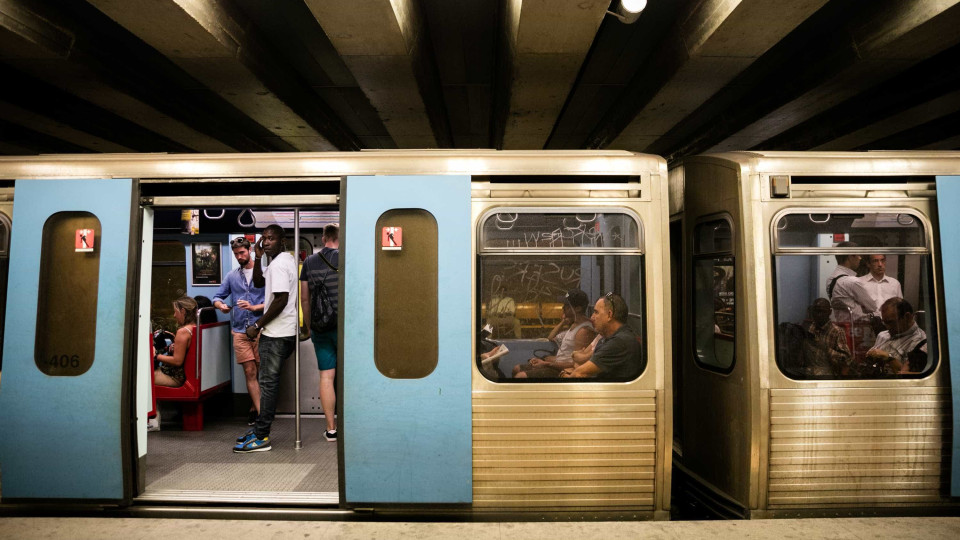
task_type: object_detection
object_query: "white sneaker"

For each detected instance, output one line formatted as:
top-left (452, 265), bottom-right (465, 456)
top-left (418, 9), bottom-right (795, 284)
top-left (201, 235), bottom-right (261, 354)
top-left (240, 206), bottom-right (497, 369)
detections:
top-left (147, 414), bottom-right (160, 432)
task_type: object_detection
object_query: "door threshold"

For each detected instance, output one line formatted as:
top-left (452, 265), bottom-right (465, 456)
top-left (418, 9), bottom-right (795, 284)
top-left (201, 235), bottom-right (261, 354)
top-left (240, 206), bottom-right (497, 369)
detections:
top-left (136, 489), bottom-right (338, 505)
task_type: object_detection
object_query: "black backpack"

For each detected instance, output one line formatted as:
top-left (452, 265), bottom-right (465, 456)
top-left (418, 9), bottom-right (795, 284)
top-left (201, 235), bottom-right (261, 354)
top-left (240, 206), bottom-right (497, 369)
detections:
top-left (310, 250), bottom-right (338, 333)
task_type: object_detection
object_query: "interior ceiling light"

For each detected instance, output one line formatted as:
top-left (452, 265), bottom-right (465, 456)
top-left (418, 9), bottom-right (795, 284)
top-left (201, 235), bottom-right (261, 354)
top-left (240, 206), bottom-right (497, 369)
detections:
top-left (607, 0), bottom-right (647, 24)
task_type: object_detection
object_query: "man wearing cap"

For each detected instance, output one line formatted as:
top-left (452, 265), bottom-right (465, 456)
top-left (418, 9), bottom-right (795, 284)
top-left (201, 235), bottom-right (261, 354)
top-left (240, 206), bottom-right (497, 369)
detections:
top-left (562, 293), bottom-right (641, 380)
top-left (513, 289), bottom-right (596, 379)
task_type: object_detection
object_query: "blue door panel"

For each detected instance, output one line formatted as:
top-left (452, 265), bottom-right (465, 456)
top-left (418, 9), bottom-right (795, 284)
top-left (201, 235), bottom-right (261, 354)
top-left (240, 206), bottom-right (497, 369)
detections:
top-left (343, 175), bottom-right (471, 503)
top-left (936, 175), bottom-right (960, 497)
top-left (0, 179), bottom-right (134, 500)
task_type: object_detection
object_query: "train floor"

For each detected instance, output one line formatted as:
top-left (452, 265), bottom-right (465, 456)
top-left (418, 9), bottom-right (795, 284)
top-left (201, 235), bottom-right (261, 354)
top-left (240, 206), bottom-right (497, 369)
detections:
top-left (1, 516), bottom-right (958, 539)
top-left (141, 415), bottom-right (338, 503)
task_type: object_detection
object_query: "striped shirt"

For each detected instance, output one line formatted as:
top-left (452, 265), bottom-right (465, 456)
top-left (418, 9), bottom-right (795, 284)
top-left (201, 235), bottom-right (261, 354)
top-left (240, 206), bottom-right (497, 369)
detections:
top-left (299, 247), bottom-right (339, 315)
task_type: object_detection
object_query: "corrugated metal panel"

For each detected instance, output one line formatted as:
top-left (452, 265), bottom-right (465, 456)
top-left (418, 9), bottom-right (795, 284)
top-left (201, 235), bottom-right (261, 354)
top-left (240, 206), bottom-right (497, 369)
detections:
top-left (473, 389), bottom-right (656, 510)
top-left (768, 387), bottom-right (952, 508)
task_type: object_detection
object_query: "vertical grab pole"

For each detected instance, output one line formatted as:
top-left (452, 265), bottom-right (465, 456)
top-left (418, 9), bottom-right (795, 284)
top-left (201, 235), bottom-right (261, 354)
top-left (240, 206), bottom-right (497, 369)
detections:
top-left (294, 208), bottom-right (303, 450)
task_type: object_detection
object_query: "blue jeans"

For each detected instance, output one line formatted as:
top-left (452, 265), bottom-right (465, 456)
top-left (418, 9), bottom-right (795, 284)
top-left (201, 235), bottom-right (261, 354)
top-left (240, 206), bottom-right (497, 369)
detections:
top-left (255, 335), bottom-right (296, 439)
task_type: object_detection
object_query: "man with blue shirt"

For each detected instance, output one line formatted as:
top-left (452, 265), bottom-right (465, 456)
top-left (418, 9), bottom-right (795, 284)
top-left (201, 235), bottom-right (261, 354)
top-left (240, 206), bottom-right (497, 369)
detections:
top-left (213, 236), bottom-right (265, 426)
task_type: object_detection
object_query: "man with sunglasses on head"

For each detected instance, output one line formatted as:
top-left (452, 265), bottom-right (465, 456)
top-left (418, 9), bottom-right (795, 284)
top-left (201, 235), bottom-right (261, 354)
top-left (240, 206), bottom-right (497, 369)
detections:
top-left (561, 293), bottom-right (641, 380)
top-left (212, 236), bottom-right (265, 426)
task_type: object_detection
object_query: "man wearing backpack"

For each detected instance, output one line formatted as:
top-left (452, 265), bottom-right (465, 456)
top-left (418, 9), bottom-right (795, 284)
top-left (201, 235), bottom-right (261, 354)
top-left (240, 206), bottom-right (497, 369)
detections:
top-left (825, 241), bottom-right (877, 322)
top-left (300, 224), bottom-right (340, 441)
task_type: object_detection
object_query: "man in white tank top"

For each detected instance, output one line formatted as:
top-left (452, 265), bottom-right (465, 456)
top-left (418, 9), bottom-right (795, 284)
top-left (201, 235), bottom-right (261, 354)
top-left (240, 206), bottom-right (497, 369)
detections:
top-left (513, 289), bottom-right (596, 379)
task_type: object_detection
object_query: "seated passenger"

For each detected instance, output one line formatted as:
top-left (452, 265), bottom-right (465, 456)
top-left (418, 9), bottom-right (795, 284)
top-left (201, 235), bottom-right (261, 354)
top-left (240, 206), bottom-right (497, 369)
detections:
top-left (513, 289), bottom-right (596, 379)
top-left (561, 293), bottom-right (640, 380)
top-left (154, 296), bottom-right (198, 388)
top-left (800, 298), bottom-right (851, 377)
top-left (864, 297), bottom-right (927, 376)
top-left (194, 295), bottom-right (218, 324)
top-left (485, 276), bottom-right (521, 339)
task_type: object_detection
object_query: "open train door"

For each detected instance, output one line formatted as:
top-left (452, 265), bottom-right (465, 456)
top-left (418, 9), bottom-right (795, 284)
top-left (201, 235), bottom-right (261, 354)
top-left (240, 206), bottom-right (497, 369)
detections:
top-left (937, 175), bottom-right (960, 498)
top-left (0, 178), bottom-right (138, 503)
top-left (341, 175), bottom-right (471, 505)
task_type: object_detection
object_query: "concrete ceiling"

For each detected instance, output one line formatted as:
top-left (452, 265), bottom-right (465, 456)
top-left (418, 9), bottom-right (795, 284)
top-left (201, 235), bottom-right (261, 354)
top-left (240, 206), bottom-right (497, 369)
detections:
top-left (1, 0), bottom-right (959, 159)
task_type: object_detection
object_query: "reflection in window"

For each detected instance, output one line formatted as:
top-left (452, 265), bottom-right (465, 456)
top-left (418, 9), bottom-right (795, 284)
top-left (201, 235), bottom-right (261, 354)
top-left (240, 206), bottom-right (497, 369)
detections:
top-left (693, 219), bottom-right (735, 372)
top-left (151, 241), bottom-right (187, 332)
top-left (773, 212), bottom-right (936, 380)
top-left (478, 210), bottom-right (645, 383)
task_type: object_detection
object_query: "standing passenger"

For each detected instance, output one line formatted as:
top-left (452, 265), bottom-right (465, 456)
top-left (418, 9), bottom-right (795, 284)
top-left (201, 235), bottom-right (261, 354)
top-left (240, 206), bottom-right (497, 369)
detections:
top-left (300, 224), bottom-right (340, 441)
top-left (234, 225), bottom-right (298, 453)
top-left (826, 241), bottom-right (876, 321)
top-left (858, 254), bottom-right (902, 311)
top-left (212, 237), bottom-right (265, 426)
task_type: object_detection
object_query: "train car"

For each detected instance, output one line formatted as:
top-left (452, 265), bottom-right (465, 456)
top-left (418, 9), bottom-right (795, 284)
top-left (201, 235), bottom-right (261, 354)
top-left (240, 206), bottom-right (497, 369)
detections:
top-left (0, 150), bottom-right (671, 519)
top-left (670, 151), bottom-right (960, 518)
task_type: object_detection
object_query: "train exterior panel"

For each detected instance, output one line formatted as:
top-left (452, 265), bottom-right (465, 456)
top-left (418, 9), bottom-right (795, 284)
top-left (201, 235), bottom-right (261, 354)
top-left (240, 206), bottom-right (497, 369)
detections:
top-left (671, 151), bottom-right (960, 518)
top-left (469, 163), bottom-right (672, 517)
top-left (0, 150), bottom-right (671, 519)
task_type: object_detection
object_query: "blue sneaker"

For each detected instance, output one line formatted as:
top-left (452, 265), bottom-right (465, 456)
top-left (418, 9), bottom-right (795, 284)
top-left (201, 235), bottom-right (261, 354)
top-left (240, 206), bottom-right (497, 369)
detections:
top-left (234, 436), bottom-right (271, 453)
top-left (236, 428), bottom-right (255, 444)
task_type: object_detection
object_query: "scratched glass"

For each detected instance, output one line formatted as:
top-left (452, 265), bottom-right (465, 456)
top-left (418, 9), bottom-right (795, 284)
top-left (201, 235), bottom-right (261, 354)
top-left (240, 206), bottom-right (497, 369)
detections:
top-left (477, 209), bottom-right (646, 383)
top-left (480, 212), bottom-right (641, 251)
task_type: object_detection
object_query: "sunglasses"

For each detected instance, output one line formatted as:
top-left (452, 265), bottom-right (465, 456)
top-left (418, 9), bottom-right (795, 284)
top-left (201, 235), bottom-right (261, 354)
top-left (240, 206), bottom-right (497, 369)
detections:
top-left (230, 237), bottom-right (251, 248)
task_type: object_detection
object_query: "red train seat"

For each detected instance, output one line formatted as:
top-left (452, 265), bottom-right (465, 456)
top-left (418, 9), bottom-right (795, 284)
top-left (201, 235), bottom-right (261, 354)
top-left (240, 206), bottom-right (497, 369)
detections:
top-left (150, 322), bottom-right (231, 430)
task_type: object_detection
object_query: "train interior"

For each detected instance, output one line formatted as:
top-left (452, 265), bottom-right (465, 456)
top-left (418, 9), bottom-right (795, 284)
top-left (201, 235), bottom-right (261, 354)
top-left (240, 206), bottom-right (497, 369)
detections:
top-left (138, 206), bottom-right (341, 504)
top-left (475, 210), bottom-right (646, 381)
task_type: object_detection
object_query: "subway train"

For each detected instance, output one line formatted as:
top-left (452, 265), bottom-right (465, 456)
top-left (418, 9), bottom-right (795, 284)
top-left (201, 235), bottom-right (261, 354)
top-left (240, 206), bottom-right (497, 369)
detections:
top-left (0, 150), bottom-right (673, 518)
top-left (669, 151), bottom-right (960, 518)
top-left (0, 150), bottom-right (956, 519)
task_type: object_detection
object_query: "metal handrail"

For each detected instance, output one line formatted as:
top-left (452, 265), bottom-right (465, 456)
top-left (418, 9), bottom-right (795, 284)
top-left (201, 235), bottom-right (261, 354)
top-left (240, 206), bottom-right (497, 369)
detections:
top-left (195, 306), bottom-right (219, 380)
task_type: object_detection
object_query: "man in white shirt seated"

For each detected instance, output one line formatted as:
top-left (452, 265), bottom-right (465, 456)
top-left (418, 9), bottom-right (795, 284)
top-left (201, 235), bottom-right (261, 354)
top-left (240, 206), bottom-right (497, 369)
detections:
top-left (859, 254), bottom-right (902, 312)
top-left (825, 242), bottom-right (877, 322)
top-left (865, 297), bottom-right (927, 376)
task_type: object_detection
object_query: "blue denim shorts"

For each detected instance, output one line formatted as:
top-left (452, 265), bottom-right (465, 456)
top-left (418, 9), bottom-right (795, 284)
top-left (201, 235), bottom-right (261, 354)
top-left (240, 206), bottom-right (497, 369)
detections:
top-left (312, 329), bottom-right (338, 371)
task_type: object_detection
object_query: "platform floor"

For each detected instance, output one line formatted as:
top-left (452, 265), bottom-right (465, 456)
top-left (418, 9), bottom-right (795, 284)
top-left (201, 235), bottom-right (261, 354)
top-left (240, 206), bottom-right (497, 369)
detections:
top-left (1, 516), bottom-right (958, 539)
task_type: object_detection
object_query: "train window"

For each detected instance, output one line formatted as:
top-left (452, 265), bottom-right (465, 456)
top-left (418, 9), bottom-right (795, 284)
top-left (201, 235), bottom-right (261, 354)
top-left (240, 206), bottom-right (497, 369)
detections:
top-left (692, 218), bottom-right (735, 373)
top-left (374, 209), bottom-right (438, 379)
top-left (477, 209), bottom-right (646, 383)
top-left (772, 211), bottom-right (937, 379)
top-left (480, 211), bottom-right (641, 250)
top-left (151, 241), bottom-right (187, 332)
top-left (35, 212), bottom-right (101, 376)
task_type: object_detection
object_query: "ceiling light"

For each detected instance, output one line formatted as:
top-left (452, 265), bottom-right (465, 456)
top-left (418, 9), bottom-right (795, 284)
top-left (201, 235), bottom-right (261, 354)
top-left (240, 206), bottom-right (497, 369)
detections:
top-left (607, 0), bottom-right (647, 24)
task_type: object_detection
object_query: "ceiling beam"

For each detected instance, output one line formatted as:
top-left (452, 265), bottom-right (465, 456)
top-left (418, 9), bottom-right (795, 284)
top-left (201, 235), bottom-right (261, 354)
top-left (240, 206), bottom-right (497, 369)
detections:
top-left (703, 0), bottom-right (960, 154)
top-left (605, 0), bottom-right (830, 152)
top-left (3, 0), bottom-right (295, 152)
top-left (499, 0), bottom-right (608, 149)
top-left (88, 0), bottom-right (358, 151)
top-left (760, 43), bottom-right (960, 150)
top-left (305, 0), bottom-right (445, 148)
top-left (0, 117), bottom-right (96, 155)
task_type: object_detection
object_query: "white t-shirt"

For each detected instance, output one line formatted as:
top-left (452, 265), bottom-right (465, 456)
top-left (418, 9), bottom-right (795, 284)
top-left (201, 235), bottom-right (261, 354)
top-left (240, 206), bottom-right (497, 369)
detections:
top-left (262, 252), bottom-right (298, 337)
top-left (242, 267), bottom-right (253, 285)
